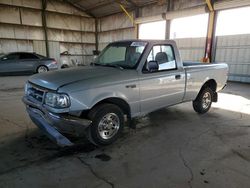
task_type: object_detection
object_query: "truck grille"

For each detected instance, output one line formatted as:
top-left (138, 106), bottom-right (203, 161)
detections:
top-left (27, 84), bottom-right (45, 103)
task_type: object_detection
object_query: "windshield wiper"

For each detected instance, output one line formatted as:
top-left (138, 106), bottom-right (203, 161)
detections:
top-left (92, 63), bottom-right (124, 70)
top-left (104, 64), bottom-right (124, 70)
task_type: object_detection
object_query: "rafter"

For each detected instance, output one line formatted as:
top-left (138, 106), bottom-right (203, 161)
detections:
top-left (124, 0), bottom-right (138, 7)
top-left (64, 0), bottom-right (95, 17)
top-left (84, 0), bottom-right (114, 12)
top-left (66, 0), bottom-right (159, 18)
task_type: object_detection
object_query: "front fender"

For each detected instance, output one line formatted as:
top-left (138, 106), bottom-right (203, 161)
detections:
top-left (66, 87), bottom-right (131, 112)
top-left (89, 91), bottom-right (129, 109)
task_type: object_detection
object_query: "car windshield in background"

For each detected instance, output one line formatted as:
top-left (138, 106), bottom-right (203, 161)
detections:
top-left (94, 41), bottom-right (147, 69)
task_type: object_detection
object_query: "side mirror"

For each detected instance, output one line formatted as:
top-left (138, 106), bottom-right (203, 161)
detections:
top-left (148, 60), bottom-right (159, 72)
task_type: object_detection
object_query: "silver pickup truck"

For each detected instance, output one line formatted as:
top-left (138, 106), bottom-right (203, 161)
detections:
top-left (23, 40), bottom-right (228, 147)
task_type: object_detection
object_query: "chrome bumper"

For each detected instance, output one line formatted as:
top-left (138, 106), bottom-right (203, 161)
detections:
top-left (22, 96), bottom-right (92, 147)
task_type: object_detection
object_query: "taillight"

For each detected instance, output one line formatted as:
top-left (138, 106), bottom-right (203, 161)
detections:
top-left (52, 60), bottom-right (57, 64)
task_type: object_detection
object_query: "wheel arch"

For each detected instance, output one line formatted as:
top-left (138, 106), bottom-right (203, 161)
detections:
top-left (196, 79), bottom-right (218, 102)
top-left (202, 79), bottom-right (217, 92)
top-left (82, 97), bottom-right (131, 119)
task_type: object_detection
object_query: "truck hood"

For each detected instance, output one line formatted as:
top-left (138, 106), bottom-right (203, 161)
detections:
top-left (29, 66), bottom-right (126, 90)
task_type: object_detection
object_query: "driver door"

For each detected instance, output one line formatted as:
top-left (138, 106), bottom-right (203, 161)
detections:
top-left (139, 44), bottom-right (185, 114)
top-left (0, 53), bottom-right (20, 74)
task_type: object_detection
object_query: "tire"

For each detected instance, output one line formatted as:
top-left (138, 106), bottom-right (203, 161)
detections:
top-left (86, 103), bottom-right (124, 146)
top-left (193, 87), bottom-right (213, 114)
top-left (61, 64), bottom-right (69, 69)
top-left (37, 65), bottom-right (48, 73)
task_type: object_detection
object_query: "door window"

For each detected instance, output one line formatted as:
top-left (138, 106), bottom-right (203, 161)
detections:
top-left (146, 45), bottom-right (177, 71)
top-left (19, 53), bottom-right (39, 60)
top-left (4, 53), bottom-right (20, 60)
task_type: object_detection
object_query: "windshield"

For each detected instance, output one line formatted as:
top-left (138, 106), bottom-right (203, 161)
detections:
top-left (94, 41), bottom-right (147, 69)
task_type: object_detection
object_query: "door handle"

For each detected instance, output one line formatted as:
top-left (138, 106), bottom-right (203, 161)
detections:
top-left (175, 75), bottom-right (181, 80)
top-left (126, 84), bottom-right (136, 88)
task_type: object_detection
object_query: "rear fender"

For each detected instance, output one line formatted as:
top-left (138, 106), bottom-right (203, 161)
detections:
top-left (196, 79), bottom-right (218, 102)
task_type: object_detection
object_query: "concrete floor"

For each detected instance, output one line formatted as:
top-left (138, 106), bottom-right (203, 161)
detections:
top-left (0, 76), bottom-right (250, 188)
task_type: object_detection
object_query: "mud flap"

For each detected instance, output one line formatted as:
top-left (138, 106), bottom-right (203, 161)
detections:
top-left (213, 92), bottom-right (218, 102)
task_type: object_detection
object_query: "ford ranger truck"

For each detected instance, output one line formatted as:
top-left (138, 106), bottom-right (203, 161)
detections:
top-left (22, 40), bottom-right (228, 147)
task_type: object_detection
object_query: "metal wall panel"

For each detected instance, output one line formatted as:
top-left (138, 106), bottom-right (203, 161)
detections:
top-left (0, 24), bottom-right (44, 40)
top-left (21, 9), bottom-right (42, 26)
top-left (98, 28), bottom-right (136, 50)
top-left (47, 29), bottom-right (95, 43)
top-left (48, 41), bottom-right (60, 64)
top-left (215, 34), bottom-right (250, 83)
top-left (27, 27), bottom-right (44, 40)
top-left (0, 0), bottom-right (42, 9)
top-left (33, 40), bottom-right (46, 56)
top-left (98, 28), bottom-right (135, 43)
top-left (46, 12), bottom-right (81, 31)
top-left (48, 29), bottom-right (78, 42)
top-left (60, 43), bottom-right (95, 65)
top-left (47, 0), bottom-right (90, 17)
top-left (98, 12), bottom-right (136, 51)
top-left (165, 6), bottom-right (207, 20)
top-left (81, 17), bottom-right (95, 32)
top-left (174, 37), bottom-right (206, 61)
top-left (140, 3), bottom-right (167, 17)
top-left (173, 0), bottom-right (206, 10)
top-left (135, 14), bottom-right (165, 24)
top-left (0, 24), bottom-right (15, 38)
top-left (0, 39), bottom-right (33, 53)
top-left (60, 55), bottom-right (94, 66)
top-left (90, 3), bottom-right (123, 18)
top-left (81, 32), bottom-right (95, 43)
top-left (60, 43), bottom-right (95, 55)
top-left (0, 6), bottom-right (20, 24)
top-left (98, 12), bottom-right (134, 32)
top-left (214, 0), bottom-right (250, 10)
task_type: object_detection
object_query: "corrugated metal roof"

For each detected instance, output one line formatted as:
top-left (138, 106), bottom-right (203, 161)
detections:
top-left (66, 0), bottom-right (159, 17)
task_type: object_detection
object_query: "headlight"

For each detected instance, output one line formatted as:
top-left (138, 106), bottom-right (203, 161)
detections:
top-left (45, 92), bottom-right (70, 108)
top-left (24, 82), bottom-right (31, 95)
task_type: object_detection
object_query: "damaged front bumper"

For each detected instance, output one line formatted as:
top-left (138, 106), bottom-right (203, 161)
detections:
top-left (22, 96), bottom-right (92, 147)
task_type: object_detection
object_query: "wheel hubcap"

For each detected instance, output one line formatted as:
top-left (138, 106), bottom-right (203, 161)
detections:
top-left (38, 66), bottom-right (47, 73)
top-left (98, 113), bottom-right (120, 140)
top-left (202, 92), bottom-right (212, 109)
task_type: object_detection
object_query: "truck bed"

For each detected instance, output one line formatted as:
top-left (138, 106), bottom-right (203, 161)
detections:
top-left (182, 61), bottom-right (228, 102)
top-left (183, 61), bottom-right (220, 67)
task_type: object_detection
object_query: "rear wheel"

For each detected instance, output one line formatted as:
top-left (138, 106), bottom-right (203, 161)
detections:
top-left (193, 87), bottom-right (213, 114)
top-left (37, 65), bottom-right (48, 73)
top-left (86, 104), bottom-right (124, 146)
top-left (61, 64), bottom-right (69, 69)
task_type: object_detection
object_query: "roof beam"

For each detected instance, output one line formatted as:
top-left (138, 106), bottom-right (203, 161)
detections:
top-left (81, 0), bottom-right (136, 17)
top-left (84, 0), bottom-right (114, 12)
top-left (124, 0), bottom-right (138, 7)
top-left (66, 0), bottom-right (159, 18)
top-left (203, 0), bottom-right (216, 63)
top-left (64, 0), bottom-right (95, 17)
top-left (84, 0), bottom-right (137, 13)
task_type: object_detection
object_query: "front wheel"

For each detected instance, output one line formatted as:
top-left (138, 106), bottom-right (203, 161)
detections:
top-left (193, 87), bottom-right (213, 114)
top-left (86, 104), bottom-right (124, 146)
